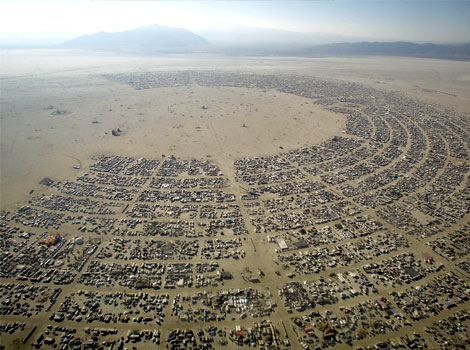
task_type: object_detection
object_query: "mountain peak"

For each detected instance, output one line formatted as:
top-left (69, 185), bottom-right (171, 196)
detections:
top-left (61, 24), bottom-right (209, 50)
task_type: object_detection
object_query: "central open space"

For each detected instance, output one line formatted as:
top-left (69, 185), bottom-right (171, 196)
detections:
top-left (118, 85), bottom-right (345, 159)
top-left (1, 76), bottom-right (345, 207)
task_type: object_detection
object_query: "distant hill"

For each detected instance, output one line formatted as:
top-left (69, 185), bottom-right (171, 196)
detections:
top-left (196, 25), bottom-right (470, 60)
top-left (208, 40), bottom-right (470, 60)
top-left (60, 24), bottom-right (209, 51)
top-left (229, 41), bottom-right (468, 60)
top-left (297, 41), bottom-right (470, 60)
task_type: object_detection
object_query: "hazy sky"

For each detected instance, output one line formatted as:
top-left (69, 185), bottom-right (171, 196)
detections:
top-left (1, 0), bottom-right (469, 44)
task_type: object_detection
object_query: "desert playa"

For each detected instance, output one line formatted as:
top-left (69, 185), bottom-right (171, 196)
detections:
top-left (0, 50), bottom-right (470, 350)
top-left (0, 50), bottom-right (348, 208)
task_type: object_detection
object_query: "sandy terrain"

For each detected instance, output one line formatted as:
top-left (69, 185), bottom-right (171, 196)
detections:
top-left (2, 50), bottom-right (469, 209)
top-left (1, 71), bottom-right (343, 208)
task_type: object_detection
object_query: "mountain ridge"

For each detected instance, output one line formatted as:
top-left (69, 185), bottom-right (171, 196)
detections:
top-left (252, 41), bottom-right (470, 60)
top-left (60, 24), bottom-right (209, 50)
top-left (57, 24), bottom-right (470, 60)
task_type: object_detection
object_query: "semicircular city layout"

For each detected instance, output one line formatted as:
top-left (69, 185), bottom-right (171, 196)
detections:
top-left (1, 68), bottom-right (469, 350)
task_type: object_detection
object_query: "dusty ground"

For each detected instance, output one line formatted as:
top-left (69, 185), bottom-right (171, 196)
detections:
top-left (2, 50), bottom-right (469, 209)
top-left (1, 74), bottom-right (343, 208)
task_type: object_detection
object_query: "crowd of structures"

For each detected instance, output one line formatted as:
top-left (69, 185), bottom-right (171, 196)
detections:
top-left (1, 71), bottom-right (469, 349)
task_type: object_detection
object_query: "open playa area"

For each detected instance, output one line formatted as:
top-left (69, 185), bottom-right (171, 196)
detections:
top-left (1, 50), bottom-right (470, 350)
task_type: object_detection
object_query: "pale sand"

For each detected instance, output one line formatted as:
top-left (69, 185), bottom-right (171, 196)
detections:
top-left (1, 72), bottom-right (343, 209)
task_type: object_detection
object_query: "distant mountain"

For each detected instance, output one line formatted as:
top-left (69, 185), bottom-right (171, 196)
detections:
top-left (57, 23), bottom-right (470, 60)
top-left (208, 35), bottom-right (470, 60)
top-left (295, 41), bottom-right (470, 60)
top-left (193, 26), bottom-right (469, 60)
top-left (60, 24), bottom-right (209, 51)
